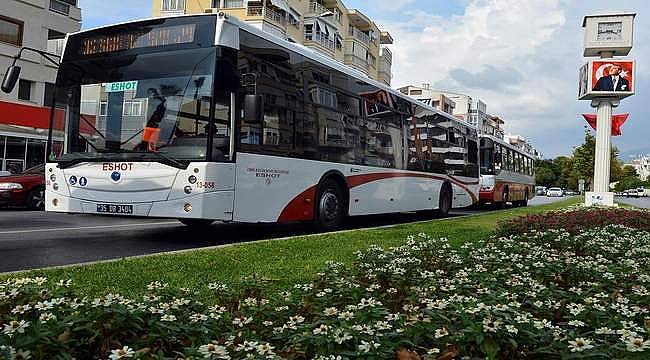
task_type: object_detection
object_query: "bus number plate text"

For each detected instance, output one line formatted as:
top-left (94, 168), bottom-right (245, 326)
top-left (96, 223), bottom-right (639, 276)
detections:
top-left (97, 204), bottom-right (133, 214)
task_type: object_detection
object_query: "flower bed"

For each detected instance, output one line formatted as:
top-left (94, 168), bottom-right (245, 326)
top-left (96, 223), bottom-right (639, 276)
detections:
top-left (496, 207), bottom-right (650, 237)
top-left (2, 225), bottom-right (650, 359)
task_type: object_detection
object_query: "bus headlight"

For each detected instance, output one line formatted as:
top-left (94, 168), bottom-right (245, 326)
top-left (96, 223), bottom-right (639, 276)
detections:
top-left (49, 174), bottom-right (56, 182)
top-left (188, 175), bottom-right (197, 184)
top-left (52, 198), bottom-right (59, 207)
top-left (53, 183), bottom-right (59, 191)
top-left (184, 186), bottom-right (192, 194)
top-left (183, 203), bottom-right (192, 212)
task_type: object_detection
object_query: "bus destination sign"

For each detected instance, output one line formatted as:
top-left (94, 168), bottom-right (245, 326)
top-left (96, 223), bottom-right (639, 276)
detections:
top-left (80, 24), bottom-right (197, 56)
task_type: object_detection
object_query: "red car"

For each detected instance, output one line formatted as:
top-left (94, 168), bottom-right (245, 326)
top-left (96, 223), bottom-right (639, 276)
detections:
top-left (0, 164), bottom-right (45, 210)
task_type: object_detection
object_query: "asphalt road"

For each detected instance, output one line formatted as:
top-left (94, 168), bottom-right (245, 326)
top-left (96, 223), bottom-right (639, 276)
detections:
top-left (0, 195), bottom-right (569, 273)
top-left (615, 195), bottom-right (650, 208)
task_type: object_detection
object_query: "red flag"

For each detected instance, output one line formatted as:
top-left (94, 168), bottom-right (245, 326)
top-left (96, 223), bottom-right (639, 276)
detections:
top-left (581, 113), bottom-right (629, 136)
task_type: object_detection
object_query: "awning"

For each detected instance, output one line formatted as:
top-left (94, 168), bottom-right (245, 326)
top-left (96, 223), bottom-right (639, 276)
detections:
top-left (268, 0), bottom-right (290, 14)
top-left (288, 6), bottom-right (301, 22)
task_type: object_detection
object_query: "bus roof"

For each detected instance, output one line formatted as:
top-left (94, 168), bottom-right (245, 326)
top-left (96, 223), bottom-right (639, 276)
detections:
top-left (66, 13), bottom-right (470, 130)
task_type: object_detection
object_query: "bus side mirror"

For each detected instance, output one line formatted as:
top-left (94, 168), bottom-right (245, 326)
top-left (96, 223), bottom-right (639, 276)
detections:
top-left (1, 65), bottom-right (21, 94)
top-left (244, 94), bottom-right (263, 123)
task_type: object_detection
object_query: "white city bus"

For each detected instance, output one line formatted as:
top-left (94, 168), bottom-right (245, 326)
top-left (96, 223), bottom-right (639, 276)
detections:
top-left (4, 14), bottom-right (479, 229)
top-left (478, 134), bottom-right (535, 208)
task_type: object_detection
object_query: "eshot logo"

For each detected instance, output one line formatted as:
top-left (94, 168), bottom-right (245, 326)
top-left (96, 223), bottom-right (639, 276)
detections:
top-left (111, 171), bottom-right (121, 183)
top-left (69, 176), bottom-right (77, 185)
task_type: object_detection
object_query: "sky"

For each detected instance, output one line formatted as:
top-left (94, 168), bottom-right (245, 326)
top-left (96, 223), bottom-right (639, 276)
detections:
top-left (79, 0), bottom-right (649, 159)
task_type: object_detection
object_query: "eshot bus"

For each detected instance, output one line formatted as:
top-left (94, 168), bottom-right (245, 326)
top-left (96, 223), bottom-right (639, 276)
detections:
top-left (2, 14), bottom-right (479, 229)
top-left (478, 134), bottom-right (535, 208)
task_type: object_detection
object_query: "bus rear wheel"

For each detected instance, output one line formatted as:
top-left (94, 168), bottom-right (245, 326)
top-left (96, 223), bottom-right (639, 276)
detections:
top-left (436, 182), bottom-right (453, 217)
top-left (178, 219), bottom-right (214, 227)
top-left (315, 179), bottom-right (346, 231)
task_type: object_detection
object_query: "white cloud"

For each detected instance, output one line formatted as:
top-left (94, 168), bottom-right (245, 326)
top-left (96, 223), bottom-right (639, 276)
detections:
top-left (375, 0), bottom-right (650, 157)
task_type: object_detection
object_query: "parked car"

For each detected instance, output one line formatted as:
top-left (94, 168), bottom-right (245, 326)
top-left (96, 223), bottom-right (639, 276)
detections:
top-left (0, 164), bottom-right (45, 209)
top-left (0, 170), bottom-right (11, 177)
top-left (546, 187), bottom-right (564, 197)
top-left (623, 188), bottom-right (642, 198)
top-left (564, 190), bottom-right (578, 196)
top-left (535, 186), bottom-right (547, 196)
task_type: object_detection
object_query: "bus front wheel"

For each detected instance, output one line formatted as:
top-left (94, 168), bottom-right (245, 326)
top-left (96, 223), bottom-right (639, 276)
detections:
top-left (315, 179), bottom-right (346, 231)
top-left (178, 219), bottom-right (214, 227)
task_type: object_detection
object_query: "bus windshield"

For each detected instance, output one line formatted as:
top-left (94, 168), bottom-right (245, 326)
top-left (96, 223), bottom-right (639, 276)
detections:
top-left (52, 47), bottom-right (232, 167)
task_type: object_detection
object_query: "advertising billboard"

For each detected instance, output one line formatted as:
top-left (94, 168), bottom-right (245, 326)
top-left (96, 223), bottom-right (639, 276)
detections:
top-left (578, 59), bottom-right (635, 100)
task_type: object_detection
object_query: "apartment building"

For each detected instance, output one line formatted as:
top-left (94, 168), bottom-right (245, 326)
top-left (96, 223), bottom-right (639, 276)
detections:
top-left (0, 0), bottom-right (81, 173)
top-left (626, 155), bottom-right (650, 181)
top-left (151, 0), bottom-right (394, 85)
top-left (397, 84), bottom-right (490, 129)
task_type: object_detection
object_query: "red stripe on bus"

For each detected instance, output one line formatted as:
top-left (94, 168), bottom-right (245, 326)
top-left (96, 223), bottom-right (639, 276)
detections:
top-left (277, 186), bottom-right (317, 223)
top-left (277, 172), bottom-right (479, 223)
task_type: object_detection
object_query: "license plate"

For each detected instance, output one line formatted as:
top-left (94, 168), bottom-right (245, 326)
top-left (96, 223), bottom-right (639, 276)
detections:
top-left (96, 204), bottom-right (133, 214)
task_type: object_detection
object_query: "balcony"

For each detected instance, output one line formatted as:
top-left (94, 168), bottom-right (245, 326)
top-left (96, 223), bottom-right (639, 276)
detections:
top-left (307, 1), bottom-right (329, 16)
top-left (305, 32), bottom-right (335, 52)
top-left (380, 47), bottom-right (392, 64)
top-left (160, 9), bottom-right (185, 16)
top-left (247, 5), bottom-right (263, 16)
top-left (264, 6), bottom-right (287, 26)
top-left (47, 39), bottom-right (65, 56)
top-left (348, 27), bottom-right (370, 44)
top-left (48, 0), bottom-right (81, 20)
top-left (344, 54), bottom-right (369, 74)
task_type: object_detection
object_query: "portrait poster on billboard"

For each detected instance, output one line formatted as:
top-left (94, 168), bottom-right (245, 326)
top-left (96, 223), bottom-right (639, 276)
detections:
top-left (579, 60), bottom-right (635, 100)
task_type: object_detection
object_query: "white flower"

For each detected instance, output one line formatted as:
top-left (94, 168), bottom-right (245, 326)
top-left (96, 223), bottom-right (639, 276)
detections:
top-left (333, 329), bottom-right (352, 344)
top-left (108, 346), bottom-right (135, 359)
top-left (160, 314), bottom-right (177, 322)
top-left (626, 337), bottom-right (650, 352)
top-left (2, 320), bottom-right (30, 337)
top-left (568, 338), bottom-right (595, 352)
top-left (313, 324), bottom-right (329, 335)
top-left (358, 340), bottom-right (379, 353)
top-left (39, 313), bottom-right (56, 322)
top-left (505, 325), bottom-right (518, 334)
top-left (323, 307), bottom-right (338, 316)
top-left (427, 348), bottom-right (440, 355)
top-left (256, 342), bottom-right (275, 356)
top-left (434, 328), bottom-right (448, 338)
top-left (198, 343), bottom-right (230, 359)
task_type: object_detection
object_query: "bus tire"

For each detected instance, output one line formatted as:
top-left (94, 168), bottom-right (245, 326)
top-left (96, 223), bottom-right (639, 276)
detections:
top-left (315, 178), bottom-right (346, 231)
top-left (436, 182), bottom-right (453, 217)
top-left (178, 219), bottom-right (214, 227)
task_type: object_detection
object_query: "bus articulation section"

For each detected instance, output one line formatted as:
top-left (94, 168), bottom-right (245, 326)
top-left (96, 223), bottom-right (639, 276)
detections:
top-left (38, 13), bottom-right (479, 229)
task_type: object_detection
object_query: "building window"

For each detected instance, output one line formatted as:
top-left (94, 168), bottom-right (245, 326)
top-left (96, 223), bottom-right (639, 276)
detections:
top-left (223, 0), bottom-right (244, 7)
top-left (304, 24), bottom-right (313, 40)
top-left (49, 0), bottom-right (72, 15)
top-left (409, 90), bottom-right (422, 95)
top-left (162, 0), bottom-right (185, 11)
top-left (0, 16), bottom-right (23, 46)
top-left (18, 80), bottom-right (33, 101)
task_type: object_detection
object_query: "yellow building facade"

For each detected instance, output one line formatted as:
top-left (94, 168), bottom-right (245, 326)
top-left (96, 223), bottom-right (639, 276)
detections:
top-left (152, 0), bottom-right (393, 85)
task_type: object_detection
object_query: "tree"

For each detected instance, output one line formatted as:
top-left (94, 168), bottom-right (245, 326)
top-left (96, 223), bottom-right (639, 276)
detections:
top-left (535, 160), bottom-right (558, 187)
top-left (569, 132), bottom-right (622, 190)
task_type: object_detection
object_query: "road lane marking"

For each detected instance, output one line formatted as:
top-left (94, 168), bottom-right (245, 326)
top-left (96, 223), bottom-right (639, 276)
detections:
top-left (0, 221), bottom-right (180, 235)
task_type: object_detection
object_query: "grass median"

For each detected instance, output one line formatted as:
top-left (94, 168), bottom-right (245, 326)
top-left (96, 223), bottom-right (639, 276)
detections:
top-left (2, 197), bottom-right (580, 300)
